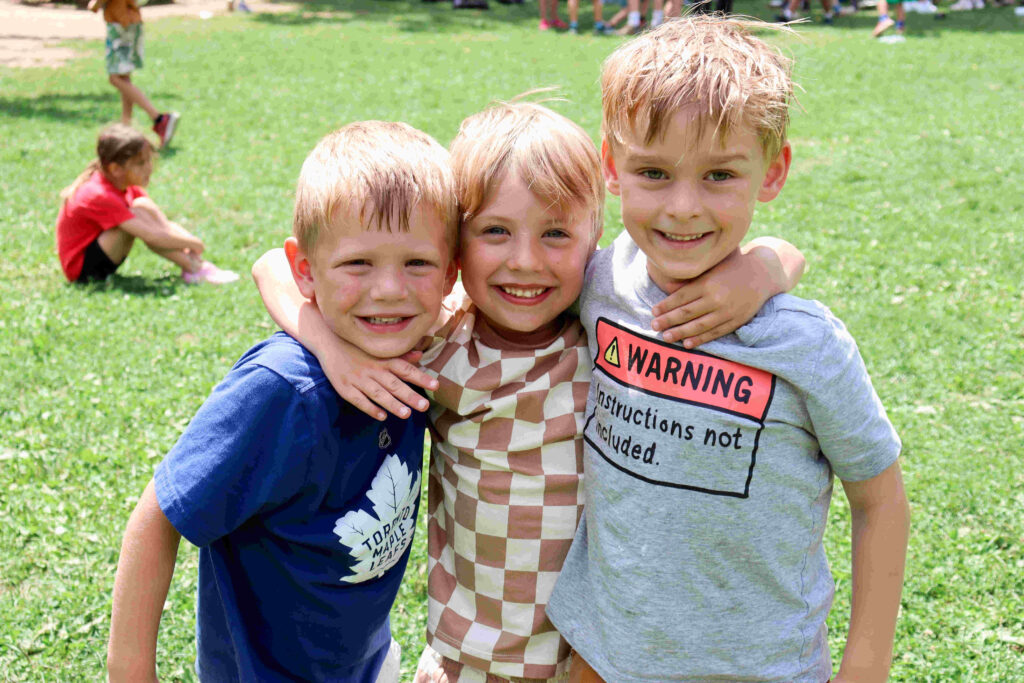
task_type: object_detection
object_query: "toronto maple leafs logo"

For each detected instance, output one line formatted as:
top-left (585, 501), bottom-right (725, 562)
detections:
top-left (332, 454), bottom-right (420, 583)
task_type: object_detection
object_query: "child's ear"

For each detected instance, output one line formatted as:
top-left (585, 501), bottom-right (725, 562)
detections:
top-left (284, 237), bottom-right (317, 301)
top-left (758, 142), bottom-right (792, 203)
top-left (443, 258), bottom-right (458, 297)
top-left (601, 138), bottom-right (622, 197)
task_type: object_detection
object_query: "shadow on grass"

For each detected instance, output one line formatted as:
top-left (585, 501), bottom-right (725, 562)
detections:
top-left (81, 272), bottom-right (187, 296)
top-left (815, 8), bottom-right (1024, 34)
top-left (0, 92), bottom-right (178, 123)
top-left (254, 0), bottom-right (538, 31)
top-left (252, 0), bottom-right (1024, 33)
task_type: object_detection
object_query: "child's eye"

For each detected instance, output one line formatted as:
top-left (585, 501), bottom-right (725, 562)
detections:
top-left (707, 171), bottom-right (733, 182)
top-left (342, 259), bottom-right (370, 267)
top-left (406, 259), bottom-right (433, 268)
top-left (543, 228), bottom-right (570, 239)
top-left (640, 169), bottom-right (668, 181)
top-left (482, 225), bottom-right (509, 236)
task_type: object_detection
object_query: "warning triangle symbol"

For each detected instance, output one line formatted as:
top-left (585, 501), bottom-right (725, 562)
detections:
top-left (604, 337), bottom-right (620, 367)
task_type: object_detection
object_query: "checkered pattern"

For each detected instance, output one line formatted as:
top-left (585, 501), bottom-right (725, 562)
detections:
top-left (420, 295), bottom-right (590, 680)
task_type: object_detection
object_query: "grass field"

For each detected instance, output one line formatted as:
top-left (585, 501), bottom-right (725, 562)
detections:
top-left (1, 0), bottom-right (1022, 679)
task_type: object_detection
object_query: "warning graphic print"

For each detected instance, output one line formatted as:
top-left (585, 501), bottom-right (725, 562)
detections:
top-left (584, 318), bottom-right (776, 498)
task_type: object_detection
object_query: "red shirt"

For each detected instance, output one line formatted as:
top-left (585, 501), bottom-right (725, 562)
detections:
top-left (56, 171), bottom-right (147, 281)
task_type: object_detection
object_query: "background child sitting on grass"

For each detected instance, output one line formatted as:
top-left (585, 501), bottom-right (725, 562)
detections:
top-left (253, 98), bottom-right (805, 682)
top-left (543, 17), bottom-right (911, 683)
top-left (106, 121), bottom-right (458, 683)
top-left (56, 123), bottom-right (236, 285)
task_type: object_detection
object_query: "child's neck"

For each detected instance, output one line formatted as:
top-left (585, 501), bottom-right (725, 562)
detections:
top-left (100, 167), bottom-right (129, 192)
top-left (476, 314), bottom-right (566, 349)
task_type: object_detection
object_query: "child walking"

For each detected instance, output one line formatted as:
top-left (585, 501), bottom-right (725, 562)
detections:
top-left (544, 17), bottom-right (910, 683)
top-left (107, 121), bottom-right (459, 682)
top-left (253, 99), bottom-right (806, 682)
top-left (56, 124), bottom-right (237, 284)
top-left (88, 0), bottom-right (179, 146)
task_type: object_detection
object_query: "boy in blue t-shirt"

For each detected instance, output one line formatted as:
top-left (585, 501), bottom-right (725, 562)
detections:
top-left (106, 121), bottom-right (459, 683)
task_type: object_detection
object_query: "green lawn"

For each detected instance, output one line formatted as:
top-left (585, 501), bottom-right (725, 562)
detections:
top-left (1, 1), bottom-right (1022, 679)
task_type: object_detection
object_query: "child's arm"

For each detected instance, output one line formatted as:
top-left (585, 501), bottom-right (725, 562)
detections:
top-left (834, 461), bottom-right (910, 683)
top-left (251, 249), bottom-right (438, 421)
top-left (120, 198), bottom-right (205, 255)
top-left (651, 237), bottom-right (806, 348)
top-left (107, 480), bottom-right (182, 683)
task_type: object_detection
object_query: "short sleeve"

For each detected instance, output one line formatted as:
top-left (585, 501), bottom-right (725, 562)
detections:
top-left (805, 315), bottom-right (901, 482)
top-left (155, 364), bottom-right (315, 547)
top-left (75, 184), bottom-right (136, 232)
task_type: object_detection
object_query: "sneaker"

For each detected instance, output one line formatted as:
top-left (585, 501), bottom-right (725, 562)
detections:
top-left (539, 18), bottom-right (553, 29)
top-left (183, 261), bottom-right (240, 285)
top-left (872, 15), bottom-right (894, 34)
top-left (616, 21), bottom-right (642, 34)
top-left (917, 0), bottom-right (938, 11)
top-left (823, 8), bottom-right (836, 21)
top-left (949, 0), bottom-right (973, 8)
top-left (972, 0), bottom-right (984, 7)
top-left (769, 0), bottom-right (784, 6)
top-left (236, 0), bottom-right (252, 11)
top-left (152, 112), bottom-right (180, 148)
top-left (552, 18), bottom-right (569, 28)
top-left (569, 21), bottom-right (579, 33)
top-left (453, 0), bottom-right (489, 8)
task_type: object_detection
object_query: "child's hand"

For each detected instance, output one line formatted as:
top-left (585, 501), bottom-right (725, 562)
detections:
top-left (651, 238), bottom-right (805, 348)
top-left (87, 0), bottom-right (105, 12)
top-left (650, 249), bottom-right (770, 348)
top-left (318, 339), bottom-right (438, 422)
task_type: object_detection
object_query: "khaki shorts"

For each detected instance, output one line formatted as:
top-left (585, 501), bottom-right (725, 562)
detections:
top-left (105, 22), bottom-right (144, 74)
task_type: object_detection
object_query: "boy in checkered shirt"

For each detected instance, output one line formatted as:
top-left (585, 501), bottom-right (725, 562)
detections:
top-left (252, 100), bottom-right (805, 682)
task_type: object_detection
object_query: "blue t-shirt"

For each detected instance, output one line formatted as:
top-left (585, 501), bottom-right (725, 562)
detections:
top-left (155, 333), bottom-right (425, 682)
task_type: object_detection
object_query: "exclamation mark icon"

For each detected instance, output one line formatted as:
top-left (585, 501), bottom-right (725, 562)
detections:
top-left (604, 337), bottom-right (620, 367)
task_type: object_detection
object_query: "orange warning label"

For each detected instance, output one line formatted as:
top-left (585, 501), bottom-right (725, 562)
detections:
top-left (594, 318), bottom-right (774, 421)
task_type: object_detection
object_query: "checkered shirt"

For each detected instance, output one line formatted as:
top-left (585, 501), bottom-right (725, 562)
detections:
top-left (420, 294), bottom-right (590, 681)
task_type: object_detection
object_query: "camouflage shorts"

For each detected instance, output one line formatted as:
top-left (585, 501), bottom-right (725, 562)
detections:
top-left (105, 22), bottom-right (144, 75)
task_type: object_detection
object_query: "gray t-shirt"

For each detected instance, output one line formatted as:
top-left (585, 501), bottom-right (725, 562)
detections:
top-left (546, 233), bottom-right (901, 683)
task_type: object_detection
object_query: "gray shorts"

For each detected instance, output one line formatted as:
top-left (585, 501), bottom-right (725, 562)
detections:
top-left (105, 22), bottom-right (144, 74)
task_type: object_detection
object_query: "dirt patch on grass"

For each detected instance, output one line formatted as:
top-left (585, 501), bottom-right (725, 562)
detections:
top-left (0, 0), bottom-right (294, 68)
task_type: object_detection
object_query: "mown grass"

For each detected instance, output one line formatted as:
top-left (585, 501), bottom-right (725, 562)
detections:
top-left (1, 0), bottom-right (1022, 679)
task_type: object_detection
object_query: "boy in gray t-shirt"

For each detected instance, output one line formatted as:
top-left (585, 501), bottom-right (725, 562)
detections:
top-left (545, 17), bottom-right (910, 683)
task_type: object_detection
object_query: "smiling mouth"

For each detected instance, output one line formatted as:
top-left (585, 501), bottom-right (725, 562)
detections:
top-left (498, 285), bottom-right (550, 300)
top-left (657, 230), bottom-right (710, 243)
top-left (359, 315), bottom-right (413, 329)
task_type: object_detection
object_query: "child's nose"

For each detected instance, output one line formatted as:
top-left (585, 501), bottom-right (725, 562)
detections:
top-left (507, 237), bottom-right (543, 271)
top-left (370, 267), bottom-right (407, 300)
top-left (665, 181), bottom-right (701, 219)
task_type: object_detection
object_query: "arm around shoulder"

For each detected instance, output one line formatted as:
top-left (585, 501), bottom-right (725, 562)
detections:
top-left (107, 479), bottom-right (182, 683)
top-left (835, 460), bottom-right (910, 683)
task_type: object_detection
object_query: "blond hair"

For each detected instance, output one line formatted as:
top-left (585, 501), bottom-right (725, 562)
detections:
top-left (61, 123), bottom-right (154, 202)
top-left (449, 99), bottom-right (604, 240)
top-left (293, 121), bottom-right (458, 255)
top-left (602, 16), bottom-right (795, 161)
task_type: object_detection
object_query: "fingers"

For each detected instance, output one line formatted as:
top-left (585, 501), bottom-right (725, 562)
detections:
top-left (679, 319), bottom-right (742, 349)
top-left (340, 387), bottom-right (388, 422)
top-left (652, 297), bottom-right (713, 334)
top-left (388, 359), bottom-right (439, 396)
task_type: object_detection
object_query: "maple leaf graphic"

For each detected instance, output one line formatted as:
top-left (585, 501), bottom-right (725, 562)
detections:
top-left (333, 454), bottom-right (420, 583)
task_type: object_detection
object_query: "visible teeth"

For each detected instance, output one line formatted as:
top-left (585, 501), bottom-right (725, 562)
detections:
top-left (501, 286), bottom-right (547, 298)
top-left (367, 316), bottom-right (403, 325)
top-left (661, 232), bottom-right (706, 242)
